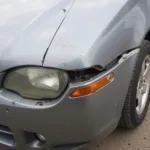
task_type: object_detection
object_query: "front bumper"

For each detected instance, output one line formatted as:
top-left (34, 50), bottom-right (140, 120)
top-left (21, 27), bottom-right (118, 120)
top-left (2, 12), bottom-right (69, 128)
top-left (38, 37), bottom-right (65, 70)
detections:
top-left (0, 50), bottom-right (139, 150)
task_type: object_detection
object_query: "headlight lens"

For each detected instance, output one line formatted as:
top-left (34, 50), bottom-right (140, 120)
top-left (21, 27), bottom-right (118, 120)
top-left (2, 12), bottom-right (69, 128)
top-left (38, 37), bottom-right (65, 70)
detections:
top-left (4, 67), bottom-right (68, 99)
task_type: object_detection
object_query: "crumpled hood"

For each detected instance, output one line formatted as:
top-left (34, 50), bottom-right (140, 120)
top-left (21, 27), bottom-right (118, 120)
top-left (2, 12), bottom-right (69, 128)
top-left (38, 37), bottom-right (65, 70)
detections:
top-left (43, 0), bottom-right (145, 70)
top-left (0, 0), bottom-right (74, 72)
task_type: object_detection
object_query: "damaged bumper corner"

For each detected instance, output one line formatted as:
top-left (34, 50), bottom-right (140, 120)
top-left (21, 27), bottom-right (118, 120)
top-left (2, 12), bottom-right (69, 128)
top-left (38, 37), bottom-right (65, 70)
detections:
top-left (0, 49), bottom-right (139, 150)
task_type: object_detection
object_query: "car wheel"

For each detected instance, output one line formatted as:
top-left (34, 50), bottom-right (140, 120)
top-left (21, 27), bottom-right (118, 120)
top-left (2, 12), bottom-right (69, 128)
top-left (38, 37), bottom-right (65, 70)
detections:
top-left (119, 40), bottom-right (150, 128)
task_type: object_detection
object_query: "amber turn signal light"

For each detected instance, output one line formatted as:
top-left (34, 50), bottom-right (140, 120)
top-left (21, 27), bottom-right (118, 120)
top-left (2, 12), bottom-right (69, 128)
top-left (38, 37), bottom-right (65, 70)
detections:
top-left (70, 73), bottom-right (114, 98)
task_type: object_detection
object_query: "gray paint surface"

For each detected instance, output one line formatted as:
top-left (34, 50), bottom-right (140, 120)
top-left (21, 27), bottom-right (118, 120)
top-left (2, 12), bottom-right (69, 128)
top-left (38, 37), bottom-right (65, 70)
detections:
top-left (0, 0), bottom-right (149, 71)
top-left (0, 0), bottom-right (150, 150)
top-left (44, 0), bottom-right (150, 70)
top-left (0, 0), bottom-right (74, 72)
top-left (0, 49), bottom-right (139, 150)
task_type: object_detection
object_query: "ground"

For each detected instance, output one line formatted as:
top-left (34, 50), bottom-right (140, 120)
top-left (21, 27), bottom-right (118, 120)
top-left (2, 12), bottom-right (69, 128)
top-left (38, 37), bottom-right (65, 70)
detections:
top-left (88, 107), bottom-right (150, 150)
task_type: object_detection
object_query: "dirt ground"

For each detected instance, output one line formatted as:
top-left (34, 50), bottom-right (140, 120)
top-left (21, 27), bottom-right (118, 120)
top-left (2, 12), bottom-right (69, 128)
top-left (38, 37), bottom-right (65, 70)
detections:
top-left (88, 108), bottom-right (150, 150)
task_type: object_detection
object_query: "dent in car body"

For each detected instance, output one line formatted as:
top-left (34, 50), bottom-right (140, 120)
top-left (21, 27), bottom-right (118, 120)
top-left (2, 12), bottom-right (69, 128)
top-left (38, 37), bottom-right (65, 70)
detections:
top-left (0, 0), bottom-right (148, 149)
top-left (44, 0), bottom-right (150, 70)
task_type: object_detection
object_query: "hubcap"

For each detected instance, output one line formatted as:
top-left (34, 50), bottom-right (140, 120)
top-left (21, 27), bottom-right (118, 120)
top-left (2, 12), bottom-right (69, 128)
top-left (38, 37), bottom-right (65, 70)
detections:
top-left (136, 55), bottom-right (150, 115)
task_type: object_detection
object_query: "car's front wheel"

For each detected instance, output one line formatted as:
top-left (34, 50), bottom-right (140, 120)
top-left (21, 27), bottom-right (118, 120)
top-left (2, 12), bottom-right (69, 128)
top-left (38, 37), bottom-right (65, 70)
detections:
top-left (120, 41), bottom-right (150, 128)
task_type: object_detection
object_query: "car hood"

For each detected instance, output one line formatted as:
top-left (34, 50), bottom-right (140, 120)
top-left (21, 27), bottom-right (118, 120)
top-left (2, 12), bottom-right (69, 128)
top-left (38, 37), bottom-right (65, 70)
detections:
top-left (0, 0), bottom-right (74, 72)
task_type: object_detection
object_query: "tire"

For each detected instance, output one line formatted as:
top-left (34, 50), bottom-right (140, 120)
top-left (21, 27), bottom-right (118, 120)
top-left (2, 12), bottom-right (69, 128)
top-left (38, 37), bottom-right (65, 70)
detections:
top-left (119, 40), bottom-right (150, 128)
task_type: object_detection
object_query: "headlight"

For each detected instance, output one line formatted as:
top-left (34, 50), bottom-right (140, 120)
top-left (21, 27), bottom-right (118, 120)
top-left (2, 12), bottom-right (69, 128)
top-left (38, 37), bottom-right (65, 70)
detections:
top-left (4, 67), bottom-right (69, 99)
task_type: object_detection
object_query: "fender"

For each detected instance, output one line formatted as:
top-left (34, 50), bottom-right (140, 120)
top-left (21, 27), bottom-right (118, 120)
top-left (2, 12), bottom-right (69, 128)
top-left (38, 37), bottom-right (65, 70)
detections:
top-left (44, 0), bottom-right (150, 70)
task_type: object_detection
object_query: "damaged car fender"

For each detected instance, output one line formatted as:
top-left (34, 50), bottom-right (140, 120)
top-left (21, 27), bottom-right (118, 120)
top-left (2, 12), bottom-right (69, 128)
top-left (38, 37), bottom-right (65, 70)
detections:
top-left (44, 0), bottom-right (150, 70)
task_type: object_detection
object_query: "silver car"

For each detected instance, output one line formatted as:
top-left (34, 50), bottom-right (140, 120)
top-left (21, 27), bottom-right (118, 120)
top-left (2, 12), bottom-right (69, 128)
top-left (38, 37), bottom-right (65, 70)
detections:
top-left (1, 0), bottom-right (150, 150)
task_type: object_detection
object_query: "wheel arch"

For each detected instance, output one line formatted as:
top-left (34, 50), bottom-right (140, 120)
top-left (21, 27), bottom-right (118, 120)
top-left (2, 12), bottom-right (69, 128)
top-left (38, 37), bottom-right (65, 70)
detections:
top-left (144, 28), bottom-right (150, 43)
